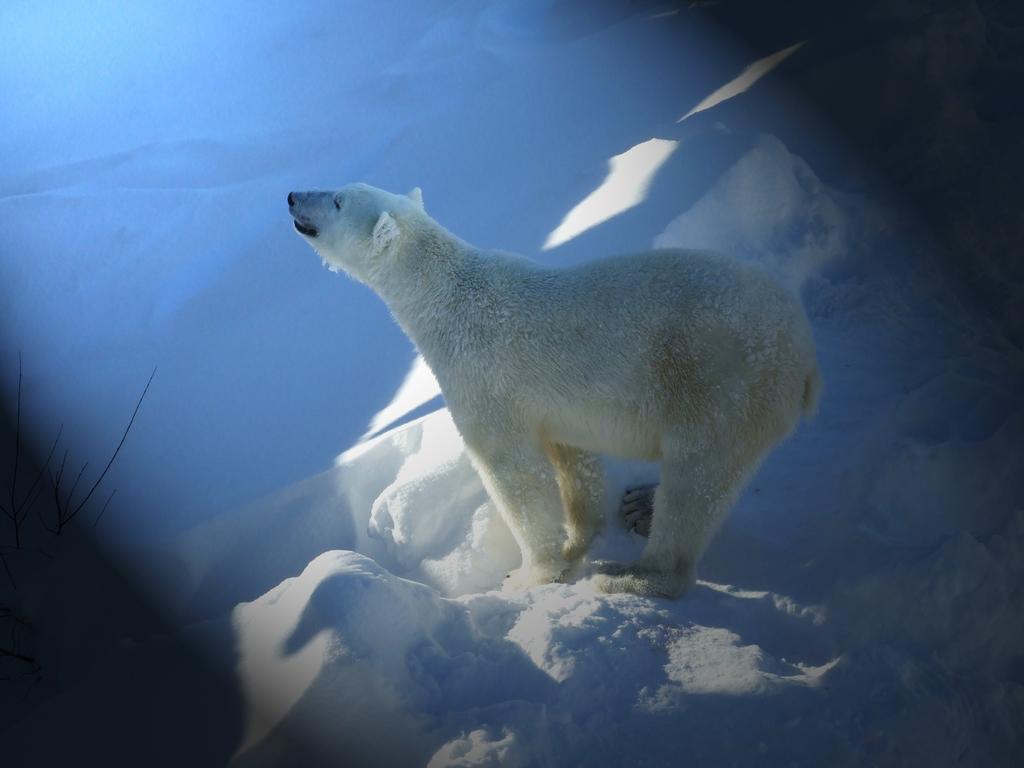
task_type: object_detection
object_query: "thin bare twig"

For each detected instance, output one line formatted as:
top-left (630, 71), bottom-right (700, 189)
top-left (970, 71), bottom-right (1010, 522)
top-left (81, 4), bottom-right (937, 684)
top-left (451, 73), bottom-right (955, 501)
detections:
top-left (70, 366), bottom-right (156, 517)
top-left (1, 354), bottom-right (62, 549)
top-left (53, 449), bottom-right (68, 494)
top-left (42, 450), bottom-right (69, 535)
top-left (0, 646), bottom-right (36, 666)
top-left (0, 550), bottom-right (14, 591)
top-left (20, 423), bottom-right (62, 518)
top-left (92, 489), bottom-right (116, 530)
top-left (65, 461), bottom-right (89, 512)
top-left (0, 606), bottom-right (37, 669)
top-left (50, 367), bottom-right (156, 533)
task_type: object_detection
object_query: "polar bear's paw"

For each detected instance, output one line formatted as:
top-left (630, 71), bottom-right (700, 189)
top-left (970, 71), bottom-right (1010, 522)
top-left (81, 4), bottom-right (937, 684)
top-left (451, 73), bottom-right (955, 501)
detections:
top-left (591, 560), bottom-right (694, 599)
top-left (622, 485), bottom-right (657, 537)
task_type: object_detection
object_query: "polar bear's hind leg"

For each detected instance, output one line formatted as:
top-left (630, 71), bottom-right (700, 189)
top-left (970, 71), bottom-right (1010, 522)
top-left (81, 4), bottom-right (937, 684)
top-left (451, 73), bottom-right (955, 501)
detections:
top-left (594, 438), bottom-right (765, 598)
top-left (621, 484), bottom-right (657, 537)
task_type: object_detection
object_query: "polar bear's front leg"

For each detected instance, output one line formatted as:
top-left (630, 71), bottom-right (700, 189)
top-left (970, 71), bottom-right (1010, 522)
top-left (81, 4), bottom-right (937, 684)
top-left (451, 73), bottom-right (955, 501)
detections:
top-left (544, 442), bottom-right (604, 563)
top-left (464, 440), bottom-right (571, 588)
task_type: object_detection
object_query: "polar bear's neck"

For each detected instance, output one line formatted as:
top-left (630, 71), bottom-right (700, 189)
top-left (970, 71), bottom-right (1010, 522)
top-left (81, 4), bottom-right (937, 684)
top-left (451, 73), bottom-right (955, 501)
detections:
top-left (371, 217), bottom-right (506, 369)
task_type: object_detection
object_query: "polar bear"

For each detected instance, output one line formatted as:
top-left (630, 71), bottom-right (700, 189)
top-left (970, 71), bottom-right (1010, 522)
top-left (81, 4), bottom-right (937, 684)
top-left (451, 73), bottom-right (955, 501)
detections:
top-left (288, 183), bottom-right (821, 598)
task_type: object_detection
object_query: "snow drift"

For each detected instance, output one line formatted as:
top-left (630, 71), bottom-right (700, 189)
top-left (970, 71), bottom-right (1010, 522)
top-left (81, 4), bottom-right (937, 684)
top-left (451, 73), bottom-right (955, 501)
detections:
top-left (2, 1), bottom-right (1021, 766)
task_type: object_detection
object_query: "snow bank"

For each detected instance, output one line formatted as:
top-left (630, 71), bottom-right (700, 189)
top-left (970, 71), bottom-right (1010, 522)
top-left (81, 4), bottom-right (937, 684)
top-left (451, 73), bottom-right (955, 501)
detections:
top-left (366, 410), bottom-right (518, 595)
top-left (228, 546), bottom-right (840, 766)
top-left (231, 550), bottom-right (553, 767)
top-left (655, 132), bottom-right (853, 291)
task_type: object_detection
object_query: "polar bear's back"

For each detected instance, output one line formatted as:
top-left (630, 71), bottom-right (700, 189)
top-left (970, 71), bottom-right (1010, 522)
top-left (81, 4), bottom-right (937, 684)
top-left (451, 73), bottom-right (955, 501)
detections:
top-left (539, 248), bottom-right (814, 371)
top-left (557, 248), bottom-right (793, 317)
top-left (497, 248), bottom-right (818, 458)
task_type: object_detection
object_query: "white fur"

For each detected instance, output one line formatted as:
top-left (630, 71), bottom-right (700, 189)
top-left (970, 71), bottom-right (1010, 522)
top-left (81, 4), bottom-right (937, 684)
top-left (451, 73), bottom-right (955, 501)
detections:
top-left (289, 183), bottom-right (822, 598)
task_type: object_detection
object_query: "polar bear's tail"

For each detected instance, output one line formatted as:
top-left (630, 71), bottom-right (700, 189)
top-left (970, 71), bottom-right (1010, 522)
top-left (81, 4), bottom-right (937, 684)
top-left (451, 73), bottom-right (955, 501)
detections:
top-left (801, 364), bottom-right (823, 420)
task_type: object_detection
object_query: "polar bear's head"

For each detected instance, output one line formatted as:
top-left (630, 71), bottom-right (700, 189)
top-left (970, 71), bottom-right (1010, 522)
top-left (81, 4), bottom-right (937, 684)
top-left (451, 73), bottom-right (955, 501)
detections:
top-left (287, 183), bottom-right (425, 281)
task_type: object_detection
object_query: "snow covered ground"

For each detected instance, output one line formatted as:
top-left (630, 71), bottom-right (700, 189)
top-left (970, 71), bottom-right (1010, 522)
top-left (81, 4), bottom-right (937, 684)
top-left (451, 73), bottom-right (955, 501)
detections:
top-left (2, 1), bottom-right (1022, 765)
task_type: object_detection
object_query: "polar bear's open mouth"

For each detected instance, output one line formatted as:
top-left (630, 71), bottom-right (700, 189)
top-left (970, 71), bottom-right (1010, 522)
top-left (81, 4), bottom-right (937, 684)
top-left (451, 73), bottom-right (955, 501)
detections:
top-left (293, 219), bottom-right (318, 238)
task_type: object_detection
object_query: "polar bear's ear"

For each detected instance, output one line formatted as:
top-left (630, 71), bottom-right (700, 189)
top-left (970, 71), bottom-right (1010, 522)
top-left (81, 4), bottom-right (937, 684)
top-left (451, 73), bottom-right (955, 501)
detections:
top-left (408, 187), bottom-right (424, 212)
top-left (372, 211), bottom-right (400, 256)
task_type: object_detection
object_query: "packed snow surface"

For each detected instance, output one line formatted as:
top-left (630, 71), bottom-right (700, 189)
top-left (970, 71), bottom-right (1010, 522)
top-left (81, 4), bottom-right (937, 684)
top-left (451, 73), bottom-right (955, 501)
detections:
top-left (2, 1), bottom-right (1022, 766)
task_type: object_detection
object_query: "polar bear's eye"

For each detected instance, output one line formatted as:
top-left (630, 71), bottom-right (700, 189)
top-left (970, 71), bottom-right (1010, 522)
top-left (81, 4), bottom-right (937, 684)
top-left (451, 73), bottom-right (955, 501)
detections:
top-left (333, 194), bottom-right (344, 210)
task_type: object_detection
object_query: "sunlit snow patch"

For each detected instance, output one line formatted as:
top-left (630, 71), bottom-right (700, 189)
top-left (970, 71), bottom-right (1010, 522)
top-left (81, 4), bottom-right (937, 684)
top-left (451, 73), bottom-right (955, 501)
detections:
top-left (427, 727), bottom-right (528, 768)
top-left (636, 626), bottom-right (840, 711)
top-left (363, 353), bottom-right (442, 439)
top-left (232, 555), bottom-right (336, 759)
top-left (542, 138), bottom-right (678, 250)
top-left (678, 42), bottom-right (805, 122)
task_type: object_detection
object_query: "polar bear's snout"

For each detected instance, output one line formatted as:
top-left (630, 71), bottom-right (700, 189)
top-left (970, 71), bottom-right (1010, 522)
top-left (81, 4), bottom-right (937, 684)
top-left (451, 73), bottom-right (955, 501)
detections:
top-left (288, 191), bottom-right (322, 238)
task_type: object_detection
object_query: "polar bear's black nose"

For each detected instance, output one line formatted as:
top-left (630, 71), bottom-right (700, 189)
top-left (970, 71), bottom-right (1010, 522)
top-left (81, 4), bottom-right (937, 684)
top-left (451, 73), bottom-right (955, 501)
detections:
top-left (288, 192), bottom-right (296, 206)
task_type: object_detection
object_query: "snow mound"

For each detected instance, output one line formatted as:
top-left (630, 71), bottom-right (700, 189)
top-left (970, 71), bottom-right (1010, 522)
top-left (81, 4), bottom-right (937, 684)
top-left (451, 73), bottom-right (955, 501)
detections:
top-left (231, 550), bottom-right (552, 767)
top-left (229, 548), bottom-right (839, 766)
top-left (655, 133), bottom-right (851, 291)
top-left (366, 410), bottom-right (519, 595)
